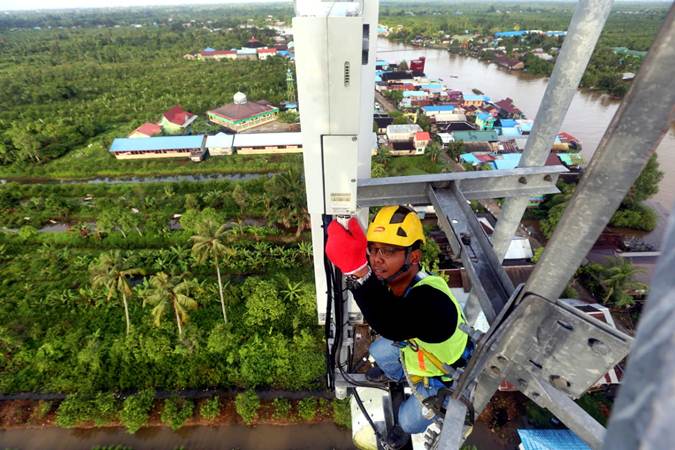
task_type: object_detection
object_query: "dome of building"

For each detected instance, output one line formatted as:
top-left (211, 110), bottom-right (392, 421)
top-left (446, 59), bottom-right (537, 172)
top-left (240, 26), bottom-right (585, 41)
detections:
top-left (233, 92), bottom-right (247, 104)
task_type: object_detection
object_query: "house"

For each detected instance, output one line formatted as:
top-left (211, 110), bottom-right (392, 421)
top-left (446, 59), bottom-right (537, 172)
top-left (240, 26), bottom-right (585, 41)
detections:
top-left (495, 97), bottom-right (524, 119)
top-left (494, 30), bottom-right (528, 39)
top-left (109, 135), bottom-right (206, 161)
top-left (129, 122), bottom-right (161, 138)
top-left (160, 105), bottom-right (197, 134)
top-left (245, 35), bottom-right (264, 48)
top-left (236, 48), bottom-right (257, 60)
top-left (420, 105), bottom-right (456, 120)
top-left (390, 140), bottom-right (419, 156)
top-left (475, 112), bottom-right (496, 130)
top-left (410, 57), bottom-right (426, 75)
top-left (494, 55), bottom-right (525, 70)
top-left (451, 130), bottom-right (499, 143)
top-left (373, 113), bottom-right (394, 133)
top-left (414, 131), bottom-right (431, 152)
top-left (257, 48), bottom-right (277, 60)
top-left (462, 93), bottom-right (491, 107)
top-left (206, 132), bottom-right (234, 156)
top-left (438, 121), bottom-right (476, 133)
top-left (233, 132), bottom-right (302, 154)
top-left (207, 92), bottom-right (279, 132)
top-left (431, 113), bottom-right (468, 124)
top-left (517, 429), bottom-right (591, 450)
top-left (386, 124), bottom-right (423, 142)
top-left (198, 49), bottom-right (237, 61)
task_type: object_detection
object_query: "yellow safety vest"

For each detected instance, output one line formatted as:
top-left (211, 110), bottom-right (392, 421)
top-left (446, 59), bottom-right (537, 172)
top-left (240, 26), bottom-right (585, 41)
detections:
top-left (400, 275), bottom-right (468, 378)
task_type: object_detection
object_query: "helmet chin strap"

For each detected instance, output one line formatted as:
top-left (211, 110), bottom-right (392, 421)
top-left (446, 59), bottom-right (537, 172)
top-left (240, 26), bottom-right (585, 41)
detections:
top-left (384, 247), bottom-right (413, 284)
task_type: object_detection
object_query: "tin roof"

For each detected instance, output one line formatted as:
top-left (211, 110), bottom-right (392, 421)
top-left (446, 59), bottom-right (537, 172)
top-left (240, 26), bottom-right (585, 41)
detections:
top-left (209, 100), bottom-right (277, 122)
top-left (132, 122), bottom-right (161, 137)
top-left (205, 132), bottom-right (234, 148)
top-left (110, 135), bottom-right (205, 153)
top-left (518, 429), bottom-right (591, 450)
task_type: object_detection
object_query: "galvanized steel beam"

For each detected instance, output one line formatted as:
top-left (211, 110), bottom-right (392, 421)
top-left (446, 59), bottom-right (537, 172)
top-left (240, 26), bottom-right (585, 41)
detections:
top-left (491, 0), bottom-right (614, 261)
top-left (357, 165), bottom-right (565, 207)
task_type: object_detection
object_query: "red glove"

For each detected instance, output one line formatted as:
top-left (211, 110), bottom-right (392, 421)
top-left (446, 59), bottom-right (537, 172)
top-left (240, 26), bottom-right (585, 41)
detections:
top-left (326, 218), bottom-right (368, 275)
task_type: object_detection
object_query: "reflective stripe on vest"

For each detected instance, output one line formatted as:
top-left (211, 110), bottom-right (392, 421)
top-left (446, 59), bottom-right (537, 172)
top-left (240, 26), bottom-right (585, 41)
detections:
top-left (400, 275), bottom-right (468, 378)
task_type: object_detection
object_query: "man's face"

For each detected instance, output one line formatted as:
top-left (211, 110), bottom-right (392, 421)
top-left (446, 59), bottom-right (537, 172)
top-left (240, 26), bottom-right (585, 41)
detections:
top-left (367, 242), bottom-right (407, 280)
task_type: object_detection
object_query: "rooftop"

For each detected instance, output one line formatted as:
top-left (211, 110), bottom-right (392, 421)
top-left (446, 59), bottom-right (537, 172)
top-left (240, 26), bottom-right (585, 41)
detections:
top-left (209, 100), bottom-right (277, 121)
top-left (110, 135), bottom-right (205, 153)
top-left (163, 105), bottom-right (195, 127)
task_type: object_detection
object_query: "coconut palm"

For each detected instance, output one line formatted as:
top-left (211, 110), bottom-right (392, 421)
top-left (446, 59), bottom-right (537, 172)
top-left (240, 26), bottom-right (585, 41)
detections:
top-left (142, 272), bottom-right (197, 337)
top-left (597, 257), bottom-right (647, 308)
top-left (90, 251), bottom-right (143, 335)
top-left (191, 219), bottom-right (233, 324)
top-left (264, 165), bottom-right (310, 238)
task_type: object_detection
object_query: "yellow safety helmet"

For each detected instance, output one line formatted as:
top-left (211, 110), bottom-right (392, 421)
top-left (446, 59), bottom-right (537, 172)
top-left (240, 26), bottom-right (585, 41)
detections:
top-left (366, 205), bottom-right (425, 247)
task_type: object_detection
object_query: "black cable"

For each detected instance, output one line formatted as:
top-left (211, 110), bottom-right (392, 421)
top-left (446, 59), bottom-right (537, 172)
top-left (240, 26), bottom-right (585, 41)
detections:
top-left (322, 214), bottom-right (336, 390)
top-left (350, 386), bottom-right (388, 446)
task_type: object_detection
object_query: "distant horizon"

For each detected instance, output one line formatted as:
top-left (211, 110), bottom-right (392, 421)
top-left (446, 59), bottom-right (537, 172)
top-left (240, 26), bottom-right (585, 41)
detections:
top-left (1, 0), bottom-right (670, 13)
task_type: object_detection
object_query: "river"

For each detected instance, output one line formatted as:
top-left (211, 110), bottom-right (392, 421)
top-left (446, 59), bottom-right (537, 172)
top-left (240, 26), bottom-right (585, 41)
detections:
top-left (377, 39), bottom-right (675, 247)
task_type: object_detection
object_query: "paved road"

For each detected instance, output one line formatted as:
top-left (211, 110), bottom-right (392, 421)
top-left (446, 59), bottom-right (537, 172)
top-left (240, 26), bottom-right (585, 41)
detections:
top-left (374, 90), bottom-right (397, 113)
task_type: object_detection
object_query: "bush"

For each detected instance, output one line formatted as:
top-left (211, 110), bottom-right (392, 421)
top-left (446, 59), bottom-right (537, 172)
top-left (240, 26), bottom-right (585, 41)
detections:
top-left (297, 397), bottom-right (318, 421)
top-left (56, 395), bottom-right (90, 428)
top-left (199, 397), bottom-right (221, 421)
top-left (272, 398), bottom-right (291, 420)
top-left (332, 398), bottom-right (351, 429)
top-left (610, 204), bottom-right (657, 231)
top-left (235, 390), bottom-right (260, 425)
top-left (120, 389), bottom-right (155, 434)
top-left (160, 397), bottom-right (194, 431)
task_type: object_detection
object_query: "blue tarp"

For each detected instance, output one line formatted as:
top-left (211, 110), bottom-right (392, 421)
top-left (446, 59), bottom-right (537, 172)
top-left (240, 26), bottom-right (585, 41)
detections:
top-left (500, 119), bottom-right (517, 127)
top-left (518, 429), bottom-right (591, 450)
top-left (110, 135), bottom-right (205, 153)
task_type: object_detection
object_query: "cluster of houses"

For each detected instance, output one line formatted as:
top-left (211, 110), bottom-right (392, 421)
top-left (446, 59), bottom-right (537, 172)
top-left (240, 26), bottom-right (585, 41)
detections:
top-left (183, 35), bottom-right (293, 62)
top-left (373, 57), bottom-right (582, 171)
top-left (110, 92), bottom-right (300, 161)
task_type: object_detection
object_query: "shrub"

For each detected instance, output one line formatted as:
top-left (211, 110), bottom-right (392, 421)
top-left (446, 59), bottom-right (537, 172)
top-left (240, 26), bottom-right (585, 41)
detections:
top-left (235, 390), bottom-right (260, 425)
top-left (56, 394), bottom-right (90, 428)
top-left (297, 397), bottom-right (318, 421)
top-left (91, 392), bottom-right (118, 426)
top-left (271, 398), bottom-right (291, 420)
top-left (199, 397), bottom-right (221, 421)
top-left (161, 397), bottom-right (194, 431)
top-left (332, 398), bottom-right (351, 429)
top-left (120, 389), bottom-right (155, 434)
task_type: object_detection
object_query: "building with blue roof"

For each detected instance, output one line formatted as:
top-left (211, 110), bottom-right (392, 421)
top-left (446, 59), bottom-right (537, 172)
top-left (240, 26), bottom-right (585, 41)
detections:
top-left (476, 112), bottom-right (496, 130)
top-left (110, 135), bottom-right (206, 161)
top-left (500, 119), bottom-right (517, 128)
top-left (402, 90), bottom-right (428, 98)
top-left (422, 105), bottom-right (456, 113)
top-left (459, 153), bottom-right (481, 166)
top-left (495, 30), bottom-right (529, 38)
top-left (491, 152), bottom-right (521, 170)
top-left (546, 31), bottom-right (567, 37)
top-left (500, 126), bottom-right (521, 137)
top-left (518, 429), bottom-right (591, 450)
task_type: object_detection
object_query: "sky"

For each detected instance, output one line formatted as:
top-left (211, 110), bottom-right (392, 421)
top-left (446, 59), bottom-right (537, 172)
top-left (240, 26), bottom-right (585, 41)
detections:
top-left (0, 0), bottom-right (288, 11)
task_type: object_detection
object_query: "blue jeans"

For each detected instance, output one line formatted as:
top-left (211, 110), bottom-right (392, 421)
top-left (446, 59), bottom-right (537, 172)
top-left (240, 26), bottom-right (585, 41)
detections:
top-left (369, 337), bottom-right (446, 434)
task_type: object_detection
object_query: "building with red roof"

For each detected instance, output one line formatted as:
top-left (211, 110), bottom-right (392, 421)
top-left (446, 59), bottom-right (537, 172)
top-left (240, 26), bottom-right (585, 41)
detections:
top-left (207, 92), bottom-right (279, 132)
top-left (257, 48), bottom-right (278, 60)
top-left (129, 122), bottom-right (162, 139)
top-left (160, 105), bottom-right (197, 134)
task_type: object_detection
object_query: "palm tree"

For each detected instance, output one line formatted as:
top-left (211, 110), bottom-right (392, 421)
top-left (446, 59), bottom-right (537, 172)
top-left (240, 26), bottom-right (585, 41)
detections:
top-left (191, 219), bottom-right (233, 324)
top-left (142, 272), bottom-right (197, 337)
top-left (90, 251), bottom-right (143, 335)
top-left (264, 165), bottom-right (310, 238)
top-left (597, 257), bottom-right (647, 308)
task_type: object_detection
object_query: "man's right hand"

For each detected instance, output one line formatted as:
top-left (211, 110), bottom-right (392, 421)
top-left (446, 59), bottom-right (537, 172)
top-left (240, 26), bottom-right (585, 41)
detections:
top-left (326, 217), bottom-right (368, 275)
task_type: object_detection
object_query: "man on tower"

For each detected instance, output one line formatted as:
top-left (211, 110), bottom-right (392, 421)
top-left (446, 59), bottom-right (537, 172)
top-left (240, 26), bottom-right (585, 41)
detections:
top-left (326, 205), bottom-right (471, 448)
